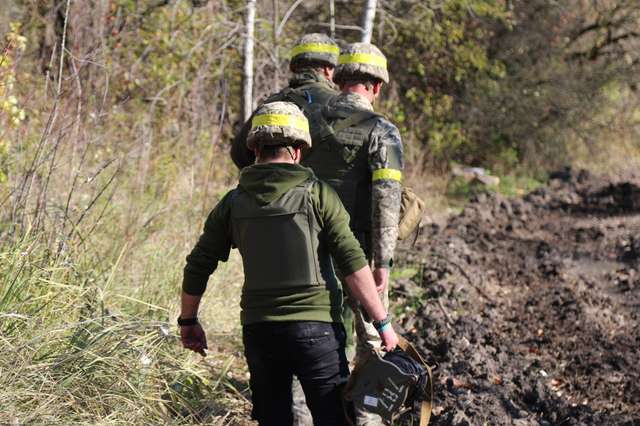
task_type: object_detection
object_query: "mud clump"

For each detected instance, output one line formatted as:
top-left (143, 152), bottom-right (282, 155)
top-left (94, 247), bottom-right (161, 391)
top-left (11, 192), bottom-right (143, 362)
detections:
top-left (394, 169), bottom-right (640, 425)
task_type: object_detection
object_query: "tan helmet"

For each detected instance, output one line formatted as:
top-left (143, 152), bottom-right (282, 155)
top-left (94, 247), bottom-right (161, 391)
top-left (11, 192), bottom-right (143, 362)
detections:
top-left (289, 33), bottom-right (339, 71)
top-left (247, 101), bottom-right (312, 150)
top-left (334, 42), bottom-right (389, 84)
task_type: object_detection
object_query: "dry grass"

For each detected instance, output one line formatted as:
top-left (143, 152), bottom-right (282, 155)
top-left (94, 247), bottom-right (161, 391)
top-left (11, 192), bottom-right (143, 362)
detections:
top-left (0, 194), bottom-right (252, 425)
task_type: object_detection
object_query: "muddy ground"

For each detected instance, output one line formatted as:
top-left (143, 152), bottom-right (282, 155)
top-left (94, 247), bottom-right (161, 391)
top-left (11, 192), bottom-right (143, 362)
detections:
top-left (393, 169), bottom-right (640, 425)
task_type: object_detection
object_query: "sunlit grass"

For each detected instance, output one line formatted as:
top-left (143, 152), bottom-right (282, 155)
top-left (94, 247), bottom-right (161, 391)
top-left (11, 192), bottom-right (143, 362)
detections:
top-left (0, 183), bottom-right (250, 424)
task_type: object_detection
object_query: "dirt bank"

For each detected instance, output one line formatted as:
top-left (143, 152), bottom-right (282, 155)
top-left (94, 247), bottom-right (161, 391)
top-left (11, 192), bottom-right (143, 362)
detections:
top-left (394, 169), bottom-right (640, 425)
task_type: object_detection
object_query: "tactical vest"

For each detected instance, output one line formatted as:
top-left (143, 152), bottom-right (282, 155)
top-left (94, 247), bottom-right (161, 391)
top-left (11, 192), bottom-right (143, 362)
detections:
top-left (302, 107), bottom-right (381, 236)
top-left (229, 178), bottom-right (337, 293)
top-left (265, 82), bottom-right (336, 143)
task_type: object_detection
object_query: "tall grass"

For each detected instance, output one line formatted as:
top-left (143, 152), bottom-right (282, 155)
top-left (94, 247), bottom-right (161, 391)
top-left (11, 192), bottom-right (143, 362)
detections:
top-left (1, 11), bottom-right (250, 419)
top-left (0, 218), bottom-right (250, 424)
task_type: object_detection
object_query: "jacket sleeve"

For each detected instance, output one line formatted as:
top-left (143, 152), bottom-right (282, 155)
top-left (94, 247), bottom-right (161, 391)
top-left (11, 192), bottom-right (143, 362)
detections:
top-left (182, 191), bottom-right (235, 295)
top-left (368, 119), bottom-right (404, 268)
top-left (313, 181), bottom-right (368, 276)
top-left (230, 118), bottom-right (256, 169)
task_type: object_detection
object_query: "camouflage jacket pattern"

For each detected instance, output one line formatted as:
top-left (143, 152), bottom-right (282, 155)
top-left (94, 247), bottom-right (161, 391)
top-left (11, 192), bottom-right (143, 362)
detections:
top-left (328, 92), bottom-right (404, 268)
top-left (230, 71), bottom-right (337, 169)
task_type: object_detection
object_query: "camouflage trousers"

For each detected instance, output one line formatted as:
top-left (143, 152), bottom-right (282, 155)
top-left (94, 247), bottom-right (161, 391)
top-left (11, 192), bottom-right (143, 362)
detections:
top-left (346, 285), bottom-right (389, 426)
top-left (292, 376), bottom-right (314, 426)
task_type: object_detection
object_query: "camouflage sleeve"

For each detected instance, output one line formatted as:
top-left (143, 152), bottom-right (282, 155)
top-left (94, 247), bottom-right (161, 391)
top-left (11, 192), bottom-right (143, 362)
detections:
top-left (368, 118), bottom-right (404, 269)
top-left (230, 118), bottom-right (256, 169)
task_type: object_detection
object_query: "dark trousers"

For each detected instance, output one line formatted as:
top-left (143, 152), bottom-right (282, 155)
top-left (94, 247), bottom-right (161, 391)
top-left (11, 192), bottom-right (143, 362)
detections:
top-left (243, 321), bottom-right (349, 426)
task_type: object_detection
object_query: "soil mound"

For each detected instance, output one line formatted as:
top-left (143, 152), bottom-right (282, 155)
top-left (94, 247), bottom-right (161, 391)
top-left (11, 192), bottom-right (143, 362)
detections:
top-left (394, 169), bottom-right (640, 425)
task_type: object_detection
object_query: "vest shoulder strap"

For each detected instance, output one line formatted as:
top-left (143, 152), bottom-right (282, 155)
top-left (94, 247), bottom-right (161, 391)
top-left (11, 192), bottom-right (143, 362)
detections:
top-left (333, 110), bottom-right (381, 133)
top-left (280, 87), bottom-right (311, 109)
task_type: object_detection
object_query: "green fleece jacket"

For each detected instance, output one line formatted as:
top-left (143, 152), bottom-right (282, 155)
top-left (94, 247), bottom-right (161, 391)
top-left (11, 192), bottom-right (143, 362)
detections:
top-left (183, 163), bottom-right (367, 324)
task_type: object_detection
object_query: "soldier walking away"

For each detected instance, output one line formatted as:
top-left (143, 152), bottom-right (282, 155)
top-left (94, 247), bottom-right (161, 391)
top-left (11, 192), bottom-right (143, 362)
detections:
top-left (231, 33), bottom-right (339, 169)
top-left (179, 102), bottom-right (399, 426)
top-left (230, 32), bottom-right (340, 425)
top-left (302, 42), bottom-right (404, 425)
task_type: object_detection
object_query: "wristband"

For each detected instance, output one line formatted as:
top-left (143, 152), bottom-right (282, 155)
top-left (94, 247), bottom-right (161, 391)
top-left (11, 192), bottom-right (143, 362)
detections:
top-left (373, 314), bottom-right (392, 332)
top-left (177, 316), bottom-right (198, 326)
top-left (377, 322), bottom-right (392, 333)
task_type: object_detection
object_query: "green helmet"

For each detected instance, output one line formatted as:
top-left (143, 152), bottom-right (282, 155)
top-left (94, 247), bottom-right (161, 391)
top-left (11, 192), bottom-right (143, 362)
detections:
top-left (247, 101), bottom-right (312, 150)
top-left (289, 33), bottom-right (339, 71)
top-left (334, 42), bottom-right (389, 84)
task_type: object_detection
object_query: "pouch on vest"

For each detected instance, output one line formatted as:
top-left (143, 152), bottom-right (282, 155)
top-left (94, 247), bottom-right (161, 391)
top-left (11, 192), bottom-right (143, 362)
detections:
top-left (343, 336), bottom-right (433, 425)
top-left (398, 187), bottom-right (426, 240)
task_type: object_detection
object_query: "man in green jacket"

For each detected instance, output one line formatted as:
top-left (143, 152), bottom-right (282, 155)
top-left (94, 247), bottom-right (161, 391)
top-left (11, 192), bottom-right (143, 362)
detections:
top-left (180, 101), bottom-right (398, 426)
top-left (230, 33), bottom-right (339, 169)
top-left (302, 42), bottom-right (404, 425)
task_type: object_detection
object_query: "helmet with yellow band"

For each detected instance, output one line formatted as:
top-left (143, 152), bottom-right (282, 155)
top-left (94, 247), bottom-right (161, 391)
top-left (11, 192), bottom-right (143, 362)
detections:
top-left (289, 33), bottom-right (339, 71)
top-left (247, 101), bottom-right (312, 150)
top-left (334, 42), bottom-right (389, 84)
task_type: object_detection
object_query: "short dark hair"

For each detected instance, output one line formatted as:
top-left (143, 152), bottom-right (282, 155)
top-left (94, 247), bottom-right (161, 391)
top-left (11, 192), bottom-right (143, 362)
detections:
top-left (334, 72), bottom-right (382, 88)
top-left (290, 60), bottom-right (334, 74)
top-left (256, 145), bottom-right (291, 161)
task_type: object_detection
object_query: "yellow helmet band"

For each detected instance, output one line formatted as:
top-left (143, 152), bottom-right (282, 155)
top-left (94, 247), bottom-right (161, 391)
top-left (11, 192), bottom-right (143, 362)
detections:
top-left (338, 53), bottom-right (387, 69)
top-left (290, 43), bottom-right (340, 59)
top-left (251, 114), bottom-right (310, 133)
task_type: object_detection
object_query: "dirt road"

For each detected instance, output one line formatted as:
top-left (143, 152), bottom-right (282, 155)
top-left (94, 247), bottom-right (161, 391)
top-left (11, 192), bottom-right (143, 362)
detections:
top-left (394, 169), bottom-right (640, 425)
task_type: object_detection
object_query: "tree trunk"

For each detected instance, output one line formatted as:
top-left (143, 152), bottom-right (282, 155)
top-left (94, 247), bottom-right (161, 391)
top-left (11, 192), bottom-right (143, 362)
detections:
top-left (242, 0), bottom-right (256, 123)
top-left (329, 0), bottom-right (335, 38)
top-left (272, 0), bottom-right (279, 87)
top-left (361, 0), bottom-right (377, 43)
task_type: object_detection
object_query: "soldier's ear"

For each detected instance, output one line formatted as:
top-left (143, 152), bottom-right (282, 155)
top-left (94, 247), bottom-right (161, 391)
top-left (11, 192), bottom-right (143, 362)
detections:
top-left (294, 146), bottom-right (303, 162)
top-left (373, 81), bottom-right (383, 97)
top-left (324, 66), bottom-right (334, 81)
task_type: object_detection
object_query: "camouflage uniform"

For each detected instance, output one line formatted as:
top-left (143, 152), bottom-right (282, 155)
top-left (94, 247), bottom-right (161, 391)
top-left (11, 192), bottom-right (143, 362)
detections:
top-left (305, 43), bottom-right (403, 426)
top-left (323, 91), bottom-right (403, 357)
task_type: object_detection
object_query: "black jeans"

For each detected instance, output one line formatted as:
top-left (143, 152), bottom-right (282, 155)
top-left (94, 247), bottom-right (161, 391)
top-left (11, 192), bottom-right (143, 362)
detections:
top-left (243, 321), bottom-right (349, 426)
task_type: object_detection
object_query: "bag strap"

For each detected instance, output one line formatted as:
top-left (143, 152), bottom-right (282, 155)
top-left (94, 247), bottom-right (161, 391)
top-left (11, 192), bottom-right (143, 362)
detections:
top-left (397, 336), bottom-right (433, 426)
top-left (281, 88), bottom-right (311, 110)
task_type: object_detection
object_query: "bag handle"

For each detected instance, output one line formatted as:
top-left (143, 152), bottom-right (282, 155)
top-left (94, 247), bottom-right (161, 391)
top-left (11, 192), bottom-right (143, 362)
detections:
top-left (397, 336), bottom-right (433, 426)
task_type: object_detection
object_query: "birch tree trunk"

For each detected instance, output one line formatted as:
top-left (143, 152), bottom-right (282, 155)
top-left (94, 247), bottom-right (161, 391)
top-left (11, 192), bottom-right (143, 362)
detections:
top-left (242, 0), bottom-right (256, 123)
top-left (361, 0), bottom-right (377, 43)
top-left (329, 0), bottom-right (335, 38)
top-left (272, 0), bottom-right (280, 87)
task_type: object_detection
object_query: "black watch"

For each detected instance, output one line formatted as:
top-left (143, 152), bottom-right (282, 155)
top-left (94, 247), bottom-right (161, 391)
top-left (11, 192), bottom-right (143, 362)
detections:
top-left (177, 316), bottom-right (198, 326)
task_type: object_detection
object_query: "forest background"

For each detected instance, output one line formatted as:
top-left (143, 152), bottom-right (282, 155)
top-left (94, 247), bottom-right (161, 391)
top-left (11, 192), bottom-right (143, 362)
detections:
top-left (1, 0), bottom-right (639, 423)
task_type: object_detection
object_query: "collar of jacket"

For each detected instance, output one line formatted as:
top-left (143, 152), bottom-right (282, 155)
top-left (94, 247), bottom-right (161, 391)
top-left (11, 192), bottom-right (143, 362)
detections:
top-left (330, 91), bottom-right (374, 112)
top-left (289, 70), bottom-right (336, 90)
top-left (239, 162), bottom-right (315, 205)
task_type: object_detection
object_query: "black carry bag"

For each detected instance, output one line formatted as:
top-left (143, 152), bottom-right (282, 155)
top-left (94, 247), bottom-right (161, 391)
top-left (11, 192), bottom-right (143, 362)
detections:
top-left (343, 336), bottom-right (433, 425)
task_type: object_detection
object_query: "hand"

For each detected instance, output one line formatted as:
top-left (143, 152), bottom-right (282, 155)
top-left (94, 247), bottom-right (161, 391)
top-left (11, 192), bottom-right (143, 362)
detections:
top-left (180, 323), bottom-right (208, 357)
top-left (372, 268), bottom-right (389, 293)
top-left (379, 326), bottom-right (399, 352)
